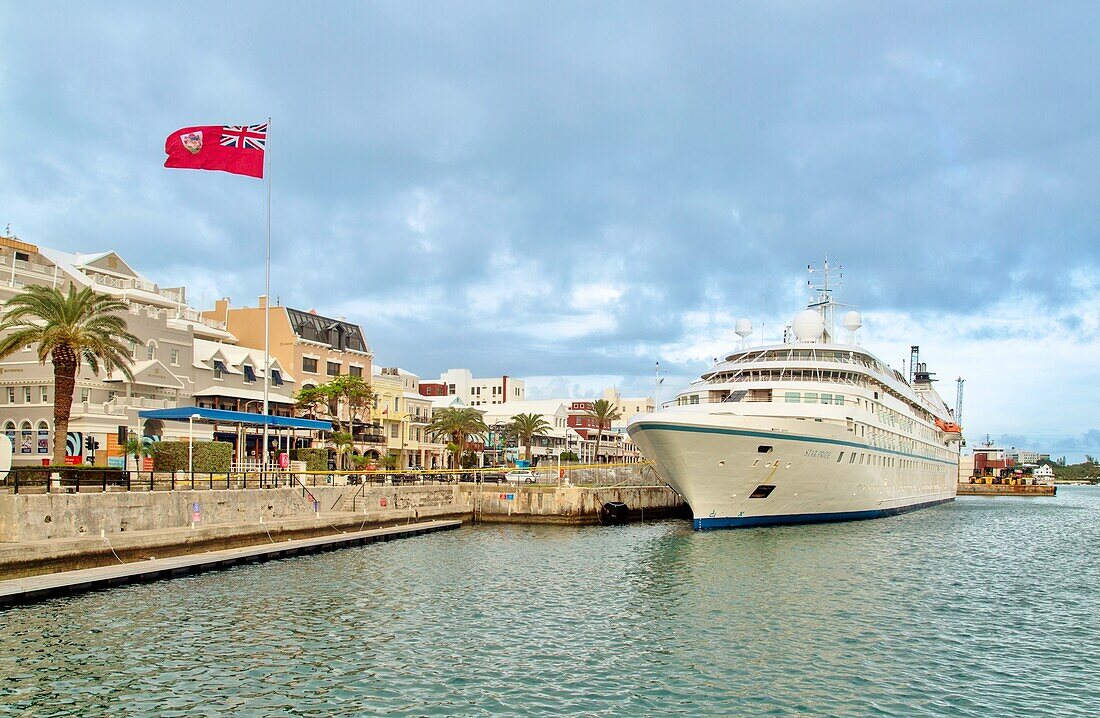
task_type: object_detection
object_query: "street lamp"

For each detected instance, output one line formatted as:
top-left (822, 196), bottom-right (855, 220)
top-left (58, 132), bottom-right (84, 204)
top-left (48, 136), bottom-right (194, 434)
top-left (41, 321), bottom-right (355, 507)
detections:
top-left (188, 413), bottom-right (202, 475)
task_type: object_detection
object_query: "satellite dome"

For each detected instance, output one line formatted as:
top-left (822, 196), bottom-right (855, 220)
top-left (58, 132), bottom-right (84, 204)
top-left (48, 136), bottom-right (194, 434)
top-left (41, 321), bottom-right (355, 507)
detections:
top-left (792, 309), bottom-right (824, 342)
top-left (842, 311), bottom-right (862, 332)
top-left (734, 318), bottom-right (753, 338)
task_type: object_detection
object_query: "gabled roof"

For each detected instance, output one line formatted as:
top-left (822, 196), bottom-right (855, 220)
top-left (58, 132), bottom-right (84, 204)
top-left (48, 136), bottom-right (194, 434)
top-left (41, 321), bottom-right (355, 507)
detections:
top-left (192, 338), bottom-right (296, 383)
top-left (104, 359), bottom-right (185, 389)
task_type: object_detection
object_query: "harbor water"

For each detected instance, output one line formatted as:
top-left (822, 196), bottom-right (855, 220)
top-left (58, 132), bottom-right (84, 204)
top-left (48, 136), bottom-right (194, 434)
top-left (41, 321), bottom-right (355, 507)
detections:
top-left (2, 487), bottom-right (1098, 717)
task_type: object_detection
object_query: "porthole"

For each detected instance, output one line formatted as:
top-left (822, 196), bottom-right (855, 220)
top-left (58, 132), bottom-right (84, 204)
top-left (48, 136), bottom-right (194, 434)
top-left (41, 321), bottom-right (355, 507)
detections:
top-left (785, 462), bottom-right (792, 469)
top-left (752, 459), bottom-right (760, 468)
top-left (717, 460), bottom-right (726, 467)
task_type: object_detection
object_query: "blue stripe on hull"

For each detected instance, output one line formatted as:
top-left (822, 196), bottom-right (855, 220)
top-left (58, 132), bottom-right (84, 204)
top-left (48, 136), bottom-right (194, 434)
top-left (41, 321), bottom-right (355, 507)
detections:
top-left (693, 497), bottom-right (954, 530)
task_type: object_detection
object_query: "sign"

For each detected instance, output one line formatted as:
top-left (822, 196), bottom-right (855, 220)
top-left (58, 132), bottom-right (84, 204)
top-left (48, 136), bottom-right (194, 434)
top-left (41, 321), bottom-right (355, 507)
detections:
top-left (506, 493), bottom-right (515, 501)
top-left (380, 497), bottom-right (387, 508)
top-left (499, 493), bottom-right (506, 500)
top-left (37, 429), bottom-right (48, 454)
top-left (278, 452), bottom-right (289, 469)
top-left (191, 501), bottom-right (201, 522)
top-left (142, 457), bottom-right (153, 471)
top-left (64, 455), bottom-right (82, 466)
top-left (559, 468), bottom-right (565, 479)
top-left (107, 456), bottom-right (126, 469)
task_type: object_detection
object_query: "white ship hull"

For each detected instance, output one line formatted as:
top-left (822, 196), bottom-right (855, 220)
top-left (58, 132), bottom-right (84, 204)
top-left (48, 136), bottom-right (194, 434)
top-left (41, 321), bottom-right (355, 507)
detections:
top-left (628, 411), bottom-right (958, 530)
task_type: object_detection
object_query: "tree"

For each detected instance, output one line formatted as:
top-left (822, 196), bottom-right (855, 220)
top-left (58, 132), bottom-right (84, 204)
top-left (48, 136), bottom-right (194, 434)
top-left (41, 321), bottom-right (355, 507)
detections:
top-left (123, 436), bottom-right (153, 472)
top-left (295, 374), bottom-right (375, 456)
top-left (332, 430), bottom-right (356, 470)
top-left (427, 407), bottom-right (488, 469)
top-left (585, 399), bottom-right (620, 464)
top-left (0, 285), bottom-right (138, 466)
top-left (508, 413), bottom-right (552, 462)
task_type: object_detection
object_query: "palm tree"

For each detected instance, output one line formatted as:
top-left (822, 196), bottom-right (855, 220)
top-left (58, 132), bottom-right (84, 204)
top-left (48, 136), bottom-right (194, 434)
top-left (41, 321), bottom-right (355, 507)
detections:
top-left (508, 413), bottom-right (552, 462)
top-left (585, 399), bottom-right (620, 464)
top-left (0, 285), bottom-right (137, 466)
top-left (123, 436), bottom-right (152, 472)
top-left (427, 407), bottom-right (488, 470)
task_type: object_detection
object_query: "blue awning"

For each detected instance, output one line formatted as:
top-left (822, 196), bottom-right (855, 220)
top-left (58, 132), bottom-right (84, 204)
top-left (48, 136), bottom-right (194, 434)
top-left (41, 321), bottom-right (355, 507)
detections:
top-left (138, 407), bottom-right (332, 431)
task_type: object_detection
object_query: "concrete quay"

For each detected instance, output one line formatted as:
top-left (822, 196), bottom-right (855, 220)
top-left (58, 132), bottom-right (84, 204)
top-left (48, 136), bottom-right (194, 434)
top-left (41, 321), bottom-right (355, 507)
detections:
top-left (0, 520), bottom-right (460, 607)
top-left (0, 479), bottom-right (686, 580)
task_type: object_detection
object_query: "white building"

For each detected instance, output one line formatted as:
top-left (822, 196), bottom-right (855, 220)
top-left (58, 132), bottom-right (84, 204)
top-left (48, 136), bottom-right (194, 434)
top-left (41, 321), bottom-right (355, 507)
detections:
top-left (436, 368), bottom-right (525, 406)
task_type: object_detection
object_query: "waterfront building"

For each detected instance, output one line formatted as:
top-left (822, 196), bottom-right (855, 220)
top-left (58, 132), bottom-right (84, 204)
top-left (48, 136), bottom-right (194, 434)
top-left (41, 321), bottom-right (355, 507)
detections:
top-left (420, 368), bottom-right (525, 406)
top-left (371, 366), bottom-right (444, 469)
top-left (1033, 464), bottom-right (1055, 483)
top-left (204, 297), bottom-right (375, 453)
top-left (0, 235), bottom-right (237, 465)
top-left (1005, 448), bottom-right (1049, 464)
top-left (479, 400), bottom-right (572, 464)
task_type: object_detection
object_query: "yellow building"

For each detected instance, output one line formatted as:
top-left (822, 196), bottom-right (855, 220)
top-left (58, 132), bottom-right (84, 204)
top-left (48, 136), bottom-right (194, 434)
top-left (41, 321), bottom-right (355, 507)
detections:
top-left (371, 367), bottom-right (445, 469)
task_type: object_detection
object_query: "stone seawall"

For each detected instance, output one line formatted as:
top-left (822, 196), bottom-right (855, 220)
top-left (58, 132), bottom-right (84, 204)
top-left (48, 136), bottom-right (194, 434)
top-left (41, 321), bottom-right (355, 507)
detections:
top-left (0, 485), bottom-right (464, 542)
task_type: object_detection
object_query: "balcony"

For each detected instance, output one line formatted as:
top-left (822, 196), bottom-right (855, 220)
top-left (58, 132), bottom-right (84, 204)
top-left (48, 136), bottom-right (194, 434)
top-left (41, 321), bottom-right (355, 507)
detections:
top-left (89, 273), bottom-right (186, 305)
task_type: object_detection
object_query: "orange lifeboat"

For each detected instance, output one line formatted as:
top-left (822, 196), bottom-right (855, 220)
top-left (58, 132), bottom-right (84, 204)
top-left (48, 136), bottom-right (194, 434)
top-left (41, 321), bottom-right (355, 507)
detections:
top-left (935, 417), bottom-right (962, 434)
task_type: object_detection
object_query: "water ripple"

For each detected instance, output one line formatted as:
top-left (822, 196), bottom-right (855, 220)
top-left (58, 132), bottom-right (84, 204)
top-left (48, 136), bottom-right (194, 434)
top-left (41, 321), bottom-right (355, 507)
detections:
top-left (2, 487), bottom-right (1098, 716)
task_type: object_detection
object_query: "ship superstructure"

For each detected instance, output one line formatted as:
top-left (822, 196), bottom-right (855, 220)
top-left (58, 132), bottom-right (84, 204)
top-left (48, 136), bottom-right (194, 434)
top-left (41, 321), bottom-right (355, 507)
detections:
top-left (627, 260), bottom-right (962, 529)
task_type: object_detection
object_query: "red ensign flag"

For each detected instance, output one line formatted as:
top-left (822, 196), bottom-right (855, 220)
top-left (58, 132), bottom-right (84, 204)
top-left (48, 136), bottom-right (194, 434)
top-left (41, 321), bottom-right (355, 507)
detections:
top-left (164, 122), bottom-right (267, 179)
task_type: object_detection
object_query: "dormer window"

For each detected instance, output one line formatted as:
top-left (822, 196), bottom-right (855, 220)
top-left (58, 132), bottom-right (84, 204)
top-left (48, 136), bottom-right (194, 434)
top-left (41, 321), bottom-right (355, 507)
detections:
top-left (271, 369), bottom-right (283, 387)
top-left (213, 359), bottom-right (226, 380)
top-left (243, 365), bottom-right (256, 383)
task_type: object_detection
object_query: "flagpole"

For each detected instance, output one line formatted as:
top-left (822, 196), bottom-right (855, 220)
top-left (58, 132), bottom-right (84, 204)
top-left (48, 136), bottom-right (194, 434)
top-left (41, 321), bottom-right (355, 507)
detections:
top-left (262, 117), bottom-right (272, 476)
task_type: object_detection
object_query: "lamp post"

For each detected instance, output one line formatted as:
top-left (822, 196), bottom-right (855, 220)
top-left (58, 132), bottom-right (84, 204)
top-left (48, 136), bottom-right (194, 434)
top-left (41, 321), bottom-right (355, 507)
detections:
top-left (188, 413), bottom-right (202, 475)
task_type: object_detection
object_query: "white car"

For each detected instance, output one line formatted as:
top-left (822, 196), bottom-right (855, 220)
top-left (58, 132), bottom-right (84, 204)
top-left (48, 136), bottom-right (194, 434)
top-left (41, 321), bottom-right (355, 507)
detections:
top-left (505, 469), bottom-right (537, 484)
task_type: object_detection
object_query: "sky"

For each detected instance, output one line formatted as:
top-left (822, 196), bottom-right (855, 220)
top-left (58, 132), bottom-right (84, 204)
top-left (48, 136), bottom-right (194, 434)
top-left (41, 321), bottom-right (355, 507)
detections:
top-left (1, 2), bottom-right (1098, 460)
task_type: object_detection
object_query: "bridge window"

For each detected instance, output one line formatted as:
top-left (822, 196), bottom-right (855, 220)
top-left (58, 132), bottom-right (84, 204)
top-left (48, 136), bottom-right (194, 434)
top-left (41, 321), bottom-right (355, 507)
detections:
top-left (785, 392), bottom-right (800, 403)
top-left (749, 485), bottom-right (776, 499)
top-left (757, 445), bottom-right (773, 453)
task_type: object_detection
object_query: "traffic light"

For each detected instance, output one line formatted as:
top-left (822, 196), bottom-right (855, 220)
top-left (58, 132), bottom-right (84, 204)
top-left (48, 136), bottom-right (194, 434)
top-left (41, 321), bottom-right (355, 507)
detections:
top-left (85, 436), bottom-right (100, 451)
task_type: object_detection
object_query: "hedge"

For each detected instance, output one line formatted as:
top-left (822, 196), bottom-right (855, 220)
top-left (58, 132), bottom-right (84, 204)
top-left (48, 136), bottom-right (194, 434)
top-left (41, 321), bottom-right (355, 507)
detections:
top-left (293, 448), bottom-right (329, 471)
top-left (151, 441), bottom-right (232, 472)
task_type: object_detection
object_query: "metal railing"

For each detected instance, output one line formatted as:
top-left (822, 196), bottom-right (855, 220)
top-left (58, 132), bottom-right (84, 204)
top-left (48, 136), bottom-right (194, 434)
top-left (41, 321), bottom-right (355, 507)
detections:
top-left (1, 462), bottom-right (657, 494)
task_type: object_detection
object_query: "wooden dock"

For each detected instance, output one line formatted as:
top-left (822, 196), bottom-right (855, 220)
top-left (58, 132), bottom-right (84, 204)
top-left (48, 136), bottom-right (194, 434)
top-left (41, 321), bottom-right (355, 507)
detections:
top-left (0, 519), bottom-right (460, 607)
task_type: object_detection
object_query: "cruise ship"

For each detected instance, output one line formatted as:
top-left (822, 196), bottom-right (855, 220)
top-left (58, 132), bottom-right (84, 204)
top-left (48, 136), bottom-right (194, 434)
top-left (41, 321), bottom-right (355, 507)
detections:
top-left (627, 261), bottom-right (962, 530)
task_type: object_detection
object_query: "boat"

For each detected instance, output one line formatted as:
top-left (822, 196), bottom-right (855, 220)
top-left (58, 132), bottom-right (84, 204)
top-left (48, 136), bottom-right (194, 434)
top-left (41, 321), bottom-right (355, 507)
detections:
top-left (627, 260), bottom-right (963, 530)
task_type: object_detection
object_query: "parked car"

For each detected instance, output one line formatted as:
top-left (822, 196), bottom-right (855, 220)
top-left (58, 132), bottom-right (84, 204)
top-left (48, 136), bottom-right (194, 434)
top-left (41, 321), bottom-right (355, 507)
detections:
top-left (505, 469), bottom-right (537, 484)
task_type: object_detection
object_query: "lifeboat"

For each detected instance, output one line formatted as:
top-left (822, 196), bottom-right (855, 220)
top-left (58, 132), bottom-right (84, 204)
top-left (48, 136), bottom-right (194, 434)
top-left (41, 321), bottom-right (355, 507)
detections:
top-left (935, 417), bottom-right (963, 435)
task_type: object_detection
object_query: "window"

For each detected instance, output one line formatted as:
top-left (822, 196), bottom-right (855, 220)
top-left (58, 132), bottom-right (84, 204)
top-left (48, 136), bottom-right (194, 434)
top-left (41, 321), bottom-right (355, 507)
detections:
top-left (803, 392), bottom-right (818, 404)
top-left (5, 388), bottom-right (13, 403)
top-left (302, 357), bottom-right (318, 373)
top-left (836, 451), bottom-right (844, 463)
top-left (108, 390), bottom-right (117, 401)
top-left (271, 369), bottom-right (283, 387)
top-left (689, 395), bottom-right (699, 405)
top-left (213, 360), bottom-right (226, 380)
top-left (170, 349), bottom-right (180, 366)
top-left (146, 341), bottom-right (156, 360)
top-left (448, 384), bottom-right (455, 395)
top-left (757, 445), bottom-right (773, 453)
top-left (327, 361), bottom-right (340, 376)
top-left (785, 392), bottom-right (800, 403)
top-left (40, 387), bottom-right (48, 402)
top-left (390, 424), bottom-right (399, 439)
top-left (349, 365), bottom-right (362, 378)
top-left (820, 394), bottom-right (833, 405)
top-left (23, 387), bottom-right (31, 403)
top-left (393, 397), bottom-right (400, 411)
top-left (243, 365), bottom-right (256, 383)
top-left (749, 485), bottom-right (776, 499)
top-left (835, 395), bottom-right (845, 406)
top-left (80, 388), bottom-right (90, 403)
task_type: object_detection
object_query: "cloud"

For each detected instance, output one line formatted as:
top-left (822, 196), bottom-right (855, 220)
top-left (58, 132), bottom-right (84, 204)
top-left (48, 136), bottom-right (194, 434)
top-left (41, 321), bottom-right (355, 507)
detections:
top-left (2, 1), bottom-right (1099, 448)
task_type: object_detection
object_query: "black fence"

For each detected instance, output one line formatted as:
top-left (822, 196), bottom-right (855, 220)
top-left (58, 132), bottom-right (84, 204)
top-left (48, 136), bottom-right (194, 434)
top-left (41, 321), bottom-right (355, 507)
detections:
top-left (0, 467), bottom-right (509, 494)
